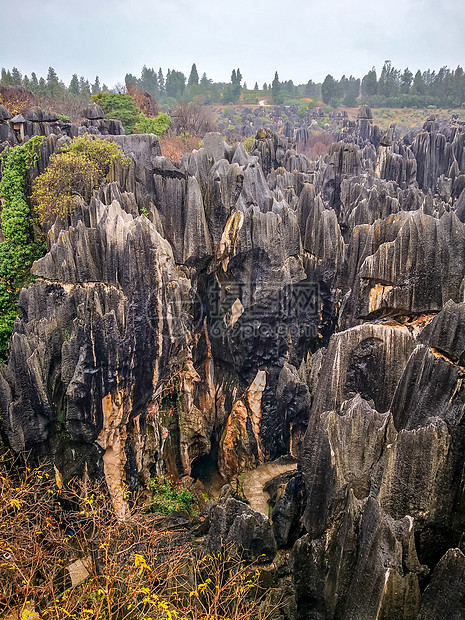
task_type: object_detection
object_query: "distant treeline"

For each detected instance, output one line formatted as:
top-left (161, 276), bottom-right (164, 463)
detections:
top-left (1, 62), bottom-right (464, 109)
top-left (1, 66), bottom-right (107, 100)
top-left (322, 61), bottom-right (465, 108)
top-left (0, 64), bottom-right (321, 108)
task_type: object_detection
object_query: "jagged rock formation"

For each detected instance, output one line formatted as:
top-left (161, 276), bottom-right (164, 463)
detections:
top-left (1, 108), bottom-right (465, 617)
top-left (0, 104), bottom-right (124, 151)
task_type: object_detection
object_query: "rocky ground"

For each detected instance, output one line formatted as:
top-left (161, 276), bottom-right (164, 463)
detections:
top-left (1, 103), bottom-right (465, 618)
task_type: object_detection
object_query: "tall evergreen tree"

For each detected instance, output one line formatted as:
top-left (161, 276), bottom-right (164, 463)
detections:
top-left (165, 69), bottom-right (186, 99)
top-left (188, 63), bottom-right (199, 87)
top-left (400, 68), bottom-right (413, 94)
top-left (321, 74), bottom-right (339, 104)
top-left (38, 77), bottom-right (47, 96)
top-left (158, 68), bottom-right (165, 93)
top-left (30, 72), bottom-right (39, 90)
top-left (69, 74), bottom-right (80, 95)
top-left (412, 70), bottom-right (426, 95)
top-left (271, 71), bottom-right (280, 101)
top-left (92, 76), bottom-right (101, 95)
top-left (140, 66), bottom-right (159, 97)
top-left (361, 67), bottom-right (377, 97)
top-left (11, 67), bottom-right (22, 86)
top-left (125, 73), bottom-right (139, 89)
top-left (46, 66), bottom-right (61, 98)
top-left (79, 76), bottom-right (90, 97)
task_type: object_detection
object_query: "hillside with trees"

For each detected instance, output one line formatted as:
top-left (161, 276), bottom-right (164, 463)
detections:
top-left (2, 61), bottom-right (465, 113)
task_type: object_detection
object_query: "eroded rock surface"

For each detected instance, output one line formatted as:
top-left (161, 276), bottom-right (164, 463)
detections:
top-left (2, 108), bottom-right (465, 617)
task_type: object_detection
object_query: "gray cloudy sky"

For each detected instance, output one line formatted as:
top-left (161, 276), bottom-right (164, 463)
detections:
top-left (1, 0), bottom-right (464, 87)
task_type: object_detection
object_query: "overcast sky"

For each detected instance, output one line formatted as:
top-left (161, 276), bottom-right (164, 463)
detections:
top-left (1, 0), bottom-right (464, 87)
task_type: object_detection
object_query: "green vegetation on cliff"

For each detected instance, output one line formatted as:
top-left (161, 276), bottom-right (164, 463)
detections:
top-left (135, 111), bottom-right (171, 136)
top-left (90, 91), bottom-right (140, 133)
top-left (0, 137), bottom-right (44, 361)
top-left (32, 134), bottom-right (130, 225)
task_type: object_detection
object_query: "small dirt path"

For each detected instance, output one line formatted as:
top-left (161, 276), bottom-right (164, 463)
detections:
top-left (242, 460), bottom-right (297, 516)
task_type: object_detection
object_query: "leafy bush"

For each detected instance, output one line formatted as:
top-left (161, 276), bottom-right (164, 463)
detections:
top-left (91, 91), bottom-right (140, 133)
top-left (32, 134), bottom-right (130, 225)
top-left (149, 476), bottom-right (195, 514)
top-left (135, 112), bottom-right (171, 136)
top-left (242, 136), bottom-right (255, 153)
top-left (0, 137), bottom-right (45, 361)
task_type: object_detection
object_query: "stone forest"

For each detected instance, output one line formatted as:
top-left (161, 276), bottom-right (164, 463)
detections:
top-left (0, 96), bottom-right (464, 619)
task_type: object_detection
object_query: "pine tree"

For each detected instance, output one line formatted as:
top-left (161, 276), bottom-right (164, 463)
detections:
top-left (271, 71), bottom-right (280, 101)
top-left (188, 63), bottom-right (199, 87)
top-left (400, 68), bottom-right (413, 94)
top-left (11, 67), bottom-right (22, 86)
top-left (46, 66), bottom-right (61, 98)
top-left (140, 66), bottom-right (159, 97)
top-left (38, 77), bottom-right (46, 96)
top-left (30, 72), bottom-right (39, 90)
top-left (92, 76), bottom-right (101, 95)
top-left (2, 70), bottom-right (11, 86)
top-left (158, 68), bottom-right (165, 93)
top-left (321, 74), bottom-right (339, 104)
top-left (69, 74), bottom-right (80, 95)
top-left (361, 67), bottom-right (377, 97)
top-left (411, 70), bottom-right (426, 96)
top-left (165, 69), bottom-right (186, 99)
top-left (79, 76), bottom-right (90, 97)
top-left (254, 82), bottom-right (259, 91)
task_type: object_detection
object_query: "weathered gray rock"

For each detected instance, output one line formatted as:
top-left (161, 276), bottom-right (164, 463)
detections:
top-left (419, 299), bottom-right (465, 362)
top-left (82, 102), bottom-right (105, 120)
top-left (0, 105), bottom-right (11, 120)
top-left (2, 114), bottom-right (465, 617)
top-left (418, 548), bottom-right (465, 620)
top-left (204, 496), bottom-right (277, 563)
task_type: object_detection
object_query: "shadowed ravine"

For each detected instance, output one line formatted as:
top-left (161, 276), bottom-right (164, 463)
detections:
top-left (242, 460), bottom-right (298, 515)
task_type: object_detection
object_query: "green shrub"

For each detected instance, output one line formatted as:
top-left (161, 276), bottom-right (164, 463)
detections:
top-left (134, 112), bottom-right (171, 136)
top-left (0, 137), bottom-right (45, 361)
top-left (32, 134), bottom-right (130, 225)
top-left (242, 136), bottom-right (255, 153)
top-left (90, 91), bottom-right (140, 133)
top-left (149, 476), bottom-right (195, 514)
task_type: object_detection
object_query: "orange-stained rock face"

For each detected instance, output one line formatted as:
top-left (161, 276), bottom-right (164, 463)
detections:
top-left (97, 389), bottom-right (131, 518)
top-left (218, 399), bottom-right (250, 480)
top-left (218, 370), bottom-right (267, 480)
